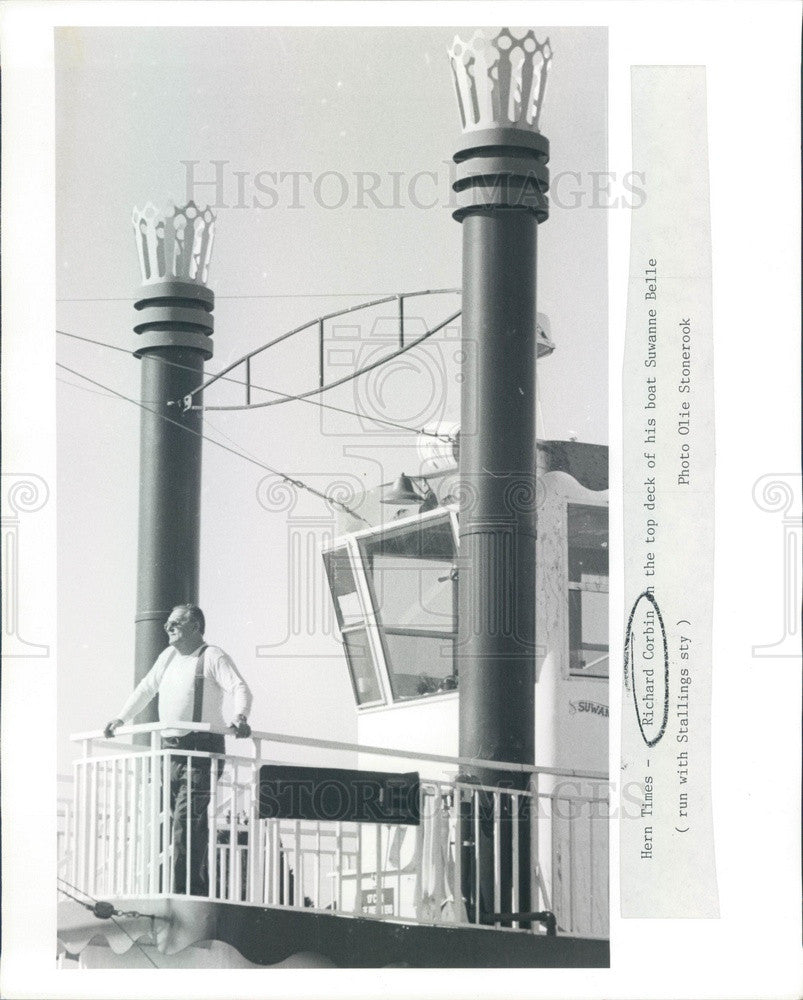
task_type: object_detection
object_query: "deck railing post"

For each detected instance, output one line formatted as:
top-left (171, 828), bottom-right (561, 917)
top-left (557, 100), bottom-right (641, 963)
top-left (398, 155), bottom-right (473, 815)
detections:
top-left (530, 771), bottom-right (541, 914)
top-left (248, 743), bottom-right (262, 905)
top-left (589, 801), bottom-right (595, 936)
top-left (185, 753), bottom-right (194, 896)
top-left (228, 776), bottom-right (238, 901)
top-left (335, 822), bottom-right (343, 911)
top-left (121, 757), bottom-right (129, 895)
top-left (148, 732), bottom-right (159, 895)
top-left (375, 824), bottom-right (383, 917)
top-left (161, 749), bottom-right (170, 894)
top-left (568, 796), bottom-right (575, 934)
top-left (452, 786), bottom-right (462, 922)
top-left (208, 752), bottom-right (219, 899)
top-left (272, 819), bottom-right (281, 906)
top-left (97, 762), bottom-right (106, 896)
top-left (314, 824), bottom-right (322, 911)
top-left (109, 758), bottom-right (118, 894)
top-left (88, 760), bottom-right (98, 897)
top-left (511, 792), bottom-right (520, 928)
top-left (355, 824), bottom-right (363, 914)
top-left (71, 762), bottom-right (80, 888)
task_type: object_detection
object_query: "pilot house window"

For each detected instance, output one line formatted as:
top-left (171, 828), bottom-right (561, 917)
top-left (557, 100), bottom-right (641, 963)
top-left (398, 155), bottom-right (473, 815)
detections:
top-left (359, 516), bottom-right (457, 700)
top-left (322, 548), bottom-right (384, 706)
top-left (323, 515), bottom-right (458, 707)
top-left (567, 504), bottom-right (609, 679)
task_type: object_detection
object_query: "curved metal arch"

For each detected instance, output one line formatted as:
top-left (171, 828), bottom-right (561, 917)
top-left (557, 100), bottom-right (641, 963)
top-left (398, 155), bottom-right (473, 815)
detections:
top-left (177, 288), bottom-right (461, 411)
top-left (186, 308), bottom-right (463, 413)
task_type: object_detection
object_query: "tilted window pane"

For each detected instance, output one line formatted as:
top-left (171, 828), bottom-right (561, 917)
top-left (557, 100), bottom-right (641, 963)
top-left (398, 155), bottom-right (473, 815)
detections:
top-left (381, 631), bottom-right (456, 700)
top-left (322, 548), bottom-right (363, 628)
top-left (342, 628), bottom-right (383, 705)
top-left (580, 589), bottom-right (607, 646)
top-left (568, 504), bottom-right (609, 583)
top-left (359, 518), bottom-right (456, 633)
top-left (352, 516), bottom-right (458, 703)
top-left (568, 503), bottom-right (609, 678)
top-left (370, 555), bottom-right (454, 630)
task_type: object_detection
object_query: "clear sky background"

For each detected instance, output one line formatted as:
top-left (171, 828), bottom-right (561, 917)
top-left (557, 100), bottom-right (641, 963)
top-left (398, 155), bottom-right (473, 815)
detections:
top-left (55, 25), bottom-right (607, 771)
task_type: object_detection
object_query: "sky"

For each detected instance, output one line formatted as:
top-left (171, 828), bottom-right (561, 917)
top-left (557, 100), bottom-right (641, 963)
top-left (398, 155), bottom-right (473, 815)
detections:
top-left (55, 25), bottom-right (608, 771)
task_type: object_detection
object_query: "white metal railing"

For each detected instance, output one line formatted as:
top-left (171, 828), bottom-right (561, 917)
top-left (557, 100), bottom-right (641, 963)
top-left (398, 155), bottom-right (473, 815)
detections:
top-left (57, 774), bottom-right (74, 877)
top-left (63, 723), bottom-right (608, 938)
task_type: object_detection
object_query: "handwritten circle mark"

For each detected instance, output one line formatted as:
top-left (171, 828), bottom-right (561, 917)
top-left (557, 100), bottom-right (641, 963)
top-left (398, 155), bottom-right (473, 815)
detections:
top-left (624, 590), bottom-right (669, 748)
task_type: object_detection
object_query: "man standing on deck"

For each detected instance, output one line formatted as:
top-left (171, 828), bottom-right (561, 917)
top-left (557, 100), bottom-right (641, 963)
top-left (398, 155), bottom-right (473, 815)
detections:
top-left (103, 604), bottom-right (253, 896)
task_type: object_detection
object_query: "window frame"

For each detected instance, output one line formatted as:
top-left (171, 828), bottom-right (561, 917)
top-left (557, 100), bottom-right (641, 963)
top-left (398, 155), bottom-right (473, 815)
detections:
top-left (322, 543), bottom-right (387, 708)
top-left (323, 506), bottom-right (460, 710)
top-left (340, 624), bottom-right (386, 707)
top-left (566, 502), bottom-right (609, 681)
top-left (357, 510), bottom-right (458, 703)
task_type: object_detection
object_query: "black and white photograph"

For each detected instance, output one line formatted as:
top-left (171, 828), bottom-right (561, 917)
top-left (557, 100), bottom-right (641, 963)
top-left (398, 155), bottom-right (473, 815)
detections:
top-left (52, 23), bottom-right (610, 969)
top-left (1, 2), bottom-right (800, 998)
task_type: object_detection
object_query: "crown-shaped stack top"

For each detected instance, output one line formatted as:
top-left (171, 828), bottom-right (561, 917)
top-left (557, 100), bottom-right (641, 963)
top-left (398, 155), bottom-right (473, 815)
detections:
top-left (132, 201), bottom-right (216, 285)
top-left (449, 27), bottom-right (552, 133)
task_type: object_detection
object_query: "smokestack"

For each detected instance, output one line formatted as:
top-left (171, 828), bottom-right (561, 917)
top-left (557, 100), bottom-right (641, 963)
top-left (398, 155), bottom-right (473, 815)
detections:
top-left (448, 27), bottom-right (551, 924)
top-left (130, 201), bottom-right (216, 722)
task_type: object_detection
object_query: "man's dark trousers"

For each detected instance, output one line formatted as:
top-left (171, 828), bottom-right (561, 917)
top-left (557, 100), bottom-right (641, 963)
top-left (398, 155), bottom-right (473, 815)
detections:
top-left (164, 732), bottom-right (225, 896)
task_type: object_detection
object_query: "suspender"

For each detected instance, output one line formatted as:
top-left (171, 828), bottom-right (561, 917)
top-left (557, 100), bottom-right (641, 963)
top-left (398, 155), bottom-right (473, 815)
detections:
top-left (192, 644), bottom-right (208, 723)
top-left (160, 645), bottom-right (208, 725)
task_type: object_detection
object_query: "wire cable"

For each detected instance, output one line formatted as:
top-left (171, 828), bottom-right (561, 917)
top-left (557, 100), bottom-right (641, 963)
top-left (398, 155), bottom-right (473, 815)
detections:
top-left (60, 365), bottom-right (276, 472)
top-left (57, 328), bottom-right (456, 442)
top-left (57, 876), bottom-right (158, 919)
top-left (57, 376), bottom-right (120, 400)
top-left (57, 883), bottom-right (93, 907)
top-left (57, 329), bottom-right (131, 355)
top-left (57, 875), bottom-right (96, 900)
top-left (107, 914), bottom-right (160, 968)
top-left (58, 367), bottom-right (366, 521)
top-left (55, 361), bottom-right (369, 523)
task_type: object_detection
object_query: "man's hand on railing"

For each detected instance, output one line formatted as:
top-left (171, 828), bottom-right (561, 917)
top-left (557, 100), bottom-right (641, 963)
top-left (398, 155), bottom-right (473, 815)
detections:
top-left (229, 715), bottom-right (251, 738)
top-left (103, 718), bottom-right (123, 739)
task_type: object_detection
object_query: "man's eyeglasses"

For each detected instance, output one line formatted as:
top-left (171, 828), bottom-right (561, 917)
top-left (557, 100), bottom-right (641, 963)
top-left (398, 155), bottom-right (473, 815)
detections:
top-left (164, 619), bottom-right (188, 633)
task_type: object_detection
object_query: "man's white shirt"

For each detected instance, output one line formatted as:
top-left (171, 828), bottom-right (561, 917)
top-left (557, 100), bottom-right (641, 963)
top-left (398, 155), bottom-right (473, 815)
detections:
top-left (116, 644), bottom-right (252, 736)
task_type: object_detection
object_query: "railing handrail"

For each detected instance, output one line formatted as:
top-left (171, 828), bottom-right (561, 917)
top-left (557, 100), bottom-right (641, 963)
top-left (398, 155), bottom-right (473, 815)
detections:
top-left (71, 720), bottom-right (214, 740)
top-left (70, 722), bottom-right (609, 783)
